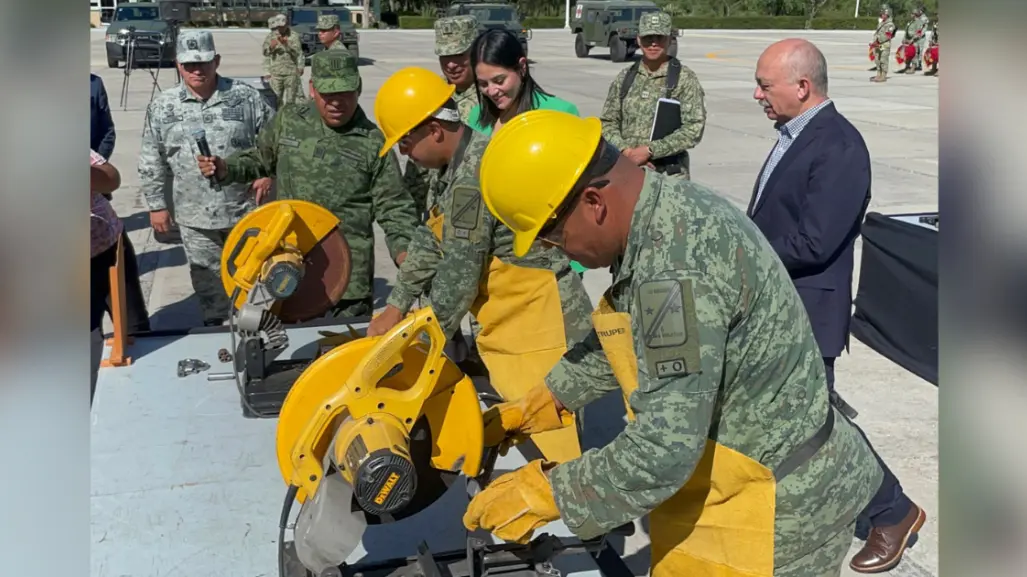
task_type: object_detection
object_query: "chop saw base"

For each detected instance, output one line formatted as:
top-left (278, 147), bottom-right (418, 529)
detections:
top-left (280, 532), bottom-right (634, 577)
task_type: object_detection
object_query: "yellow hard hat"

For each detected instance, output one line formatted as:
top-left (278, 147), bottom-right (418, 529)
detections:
top-left (480, 109), bottom-right (603, 257)
top-left (374, 66), bottom-right (457, 157)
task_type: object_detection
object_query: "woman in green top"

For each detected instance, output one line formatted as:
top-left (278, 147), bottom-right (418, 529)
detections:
top-left (468, 29), bottom-right (587, 274)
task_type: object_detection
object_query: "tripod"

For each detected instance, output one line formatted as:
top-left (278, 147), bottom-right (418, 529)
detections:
top-left (118, 21), bottom-right (182, 110)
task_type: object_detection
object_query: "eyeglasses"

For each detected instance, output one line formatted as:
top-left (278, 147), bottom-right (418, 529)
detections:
top-left (537, 179), bottom-right (609, 246)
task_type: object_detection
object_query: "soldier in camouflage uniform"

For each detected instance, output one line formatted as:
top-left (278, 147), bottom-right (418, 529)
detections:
top-left (599, 11), bottom-right (706, 180)
top-left (925, 15), bottom-right (939, 76)
top-left (914, 7), bottom-right (930, 71)
top-left (900, 7), bottom-right (928, 74)
top-left (403, 15), bottom-right (481, 218)
top-left (197, 51), bottom-right (419, 319)
top-left (463, 109), bottom-right (884, 577)
top-left (139, 30), bottom-right (273, 326)
top-left (366, 67), bottom-right (595, 464)
top-left (316, 14), bottom-right (348, 53)
top-left (870, 6), bottom-right (896, 82)
top-left (400, 15), bottom-right (484, 366)
top-left (262, 14), bottom-right (304, 105)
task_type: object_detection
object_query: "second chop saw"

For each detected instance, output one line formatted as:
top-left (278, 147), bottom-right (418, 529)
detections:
top-left (218, 200), bottom-right (355, 417)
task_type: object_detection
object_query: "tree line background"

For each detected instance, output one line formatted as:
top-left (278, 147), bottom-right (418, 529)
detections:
top-left (388, 0), bottom-right (938, 29)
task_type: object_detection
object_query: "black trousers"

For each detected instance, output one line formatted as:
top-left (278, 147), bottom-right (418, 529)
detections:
top-left (824, 357), bottom-right (914, 536)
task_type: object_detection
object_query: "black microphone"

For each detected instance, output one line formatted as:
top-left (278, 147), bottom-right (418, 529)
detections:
top-left (192, 128), bottom-right (222, 192)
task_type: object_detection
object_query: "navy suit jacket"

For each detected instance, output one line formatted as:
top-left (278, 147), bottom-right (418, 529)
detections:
top-left (90, 74), bottom-right (116, 159)
top-left (746, 102), bottom-right (872, 358)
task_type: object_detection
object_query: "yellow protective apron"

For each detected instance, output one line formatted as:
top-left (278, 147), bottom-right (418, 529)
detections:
top-left (591, 295), bottom-right (775, 577)
top-left (426, 210), bottom-right (582, 463)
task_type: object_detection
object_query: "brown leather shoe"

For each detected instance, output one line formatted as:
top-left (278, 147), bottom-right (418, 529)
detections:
top-left (849, 504), bottom-right (927, 573)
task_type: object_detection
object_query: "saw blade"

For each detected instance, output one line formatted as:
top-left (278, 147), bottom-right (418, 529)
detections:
top-left (277, 227), bottom-right (352, 323)
top-left (294, 473), bottom-right (368, 574)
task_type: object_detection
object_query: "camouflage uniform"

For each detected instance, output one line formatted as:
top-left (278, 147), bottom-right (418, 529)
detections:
top-left (402, 15), bottom-right (481, 218)
top-left (544, 170), bottom-right (883, 574)
top-left (400, 15), bottom-right (485, 351)
top-left (599, 12), bottom-right (706, 180)
top-left (263, 14), bottom-right (305, 105)
top-left (914, 10), bottom-right (930, 70)
top-left (870, 9), bottom-right (897, 82)
top-left (138, 30), bottom-right (273, 324)
top-left (902, 11), bottom-right (928, 73)
top-left (317, 14), bottom-right (349, 53)
top-left (215, 51), bottom-right (418, 318)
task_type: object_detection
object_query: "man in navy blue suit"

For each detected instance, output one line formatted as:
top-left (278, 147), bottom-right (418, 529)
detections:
top-left (748, 39), bottom-right (926, 574)
top-left (91, 73), bottom-right (151, 334)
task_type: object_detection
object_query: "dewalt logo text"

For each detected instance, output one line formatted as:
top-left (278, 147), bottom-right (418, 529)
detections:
top-left (374, 472), bottom-right (401, 505)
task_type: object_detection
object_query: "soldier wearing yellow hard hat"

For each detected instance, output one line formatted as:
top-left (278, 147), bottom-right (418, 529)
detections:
top-left (366, 67), bottom-right (595, 464)
top-left (463, 109), bottom-right (886, 577)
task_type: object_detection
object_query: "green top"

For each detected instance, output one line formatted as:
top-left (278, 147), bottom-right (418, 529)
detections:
top-left (469, 90), bottom-right (588, 273)
top-left (544, 170), bottom-right (883, 568)
top-left (467, 91), bottom-right (580, 136)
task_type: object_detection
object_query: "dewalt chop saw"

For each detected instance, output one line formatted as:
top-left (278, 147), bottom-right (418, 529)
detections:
top-left (219, 200), bottom-right (354, 417)
top-left (275, 300), bottom-right (491, 576)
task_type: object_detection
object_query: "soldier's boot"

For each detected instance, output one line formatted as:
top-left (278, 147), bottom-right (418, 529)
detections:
top-left (870, 70), bottom-right (887, 83)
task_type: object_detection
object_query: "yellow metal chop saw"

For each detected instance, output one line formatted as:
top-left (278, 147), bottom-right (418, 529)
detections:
top-left (275, 306), bottom-right (490, 576)
top-left (218, 200), bottom-right (354, 418)
top-left (272, 307), bottom-right (636, 577)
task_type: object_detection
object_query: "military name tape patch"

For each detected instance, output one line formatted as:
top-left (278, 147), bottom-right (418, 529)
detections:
top-left (221, 106), bottom-right (244, 122)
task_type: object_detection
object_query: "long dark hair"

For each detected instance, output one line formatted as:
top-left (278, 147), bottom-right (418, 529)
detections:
top-left (470, 28), bottom-right (552, 128)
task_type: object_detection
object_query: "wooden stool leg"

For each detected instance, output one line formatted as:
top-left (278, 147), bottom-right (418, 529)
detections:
top-left (101, 235), bottom-right (133, 367)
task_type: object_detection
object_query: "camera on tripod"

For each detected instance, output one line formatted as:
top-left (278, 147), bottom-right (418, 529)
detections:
top-left (118, 1), bottom-right (194, 109)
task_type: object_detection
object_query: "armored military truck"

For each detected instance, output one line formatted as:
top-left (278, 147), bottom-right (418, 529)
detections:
top-left (104, 2), bottom-right (177, 68)
top-left (571, 0), bottom-right (678, 62)
top-left (444, 0), bottom-right (532, 57)
top-left (286, 5), bottom-right (361, 61)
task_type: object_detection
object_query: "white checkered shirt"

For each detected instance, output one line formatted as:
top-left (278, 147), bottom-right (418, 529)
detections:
top-left (754, 99), bottom-right (833, 207)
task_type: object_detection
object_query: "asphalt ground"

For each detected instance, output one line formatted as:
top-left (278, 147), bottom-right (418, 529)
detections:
top-left (90, 27), bottom-right (938, 576)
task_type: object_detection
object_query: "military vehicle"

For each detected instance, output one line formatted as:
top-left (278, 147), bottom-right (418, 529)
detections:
top-left (444, 0), bottom-right (532, 57)
top-left (286, 5), bottom-right (361, 61)
top-left (570, 0), bottom-right (679, 62)
top-left (104, 2), bottom-right (177, 69)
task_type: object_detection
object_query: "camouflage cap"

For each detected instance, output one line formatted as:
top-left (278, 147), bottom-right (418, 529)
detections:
top-left (311, 50), bottom-right (360, 93)
top-left (317, 14), bottom-right (340, 30)
top-left (176, 30), bottom-right (217, 63)
top-left (269, 14), bottom-right (287, 28)
top-left (434, 15), bottom-right (479, 56)
top-left (638, 11), bottom-right (673, 37)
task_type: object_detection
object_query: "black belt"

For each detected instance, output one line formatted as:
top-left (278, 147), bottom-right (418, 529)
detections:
top-left (773, 407), bottom-right (835, 480)
top-left (651, 154), bottom-right (686, 176)
top-left (653, 163), bottom-right (683, 176)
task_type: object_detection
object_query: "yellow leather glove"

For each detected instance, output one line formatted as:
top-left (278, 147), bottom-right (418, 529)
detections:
top-left (482, 384), bottom-right (571, 453)
top-left (462, 459), bottom-right (561, 543)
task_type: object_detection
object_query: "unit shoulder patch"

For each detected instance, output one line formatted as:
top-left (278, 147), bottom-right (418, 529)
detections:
top-left (447, 184), bottom-right (482, 240)
top-left (637, 277), bottom-right (702, 379)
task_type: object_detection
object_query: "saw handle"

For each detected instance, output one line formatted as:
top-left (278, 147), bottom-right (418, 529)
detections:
top-left (357, 307), bottom-right (447, 404)
top-left (226, 202), bottom-right (297, 285)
